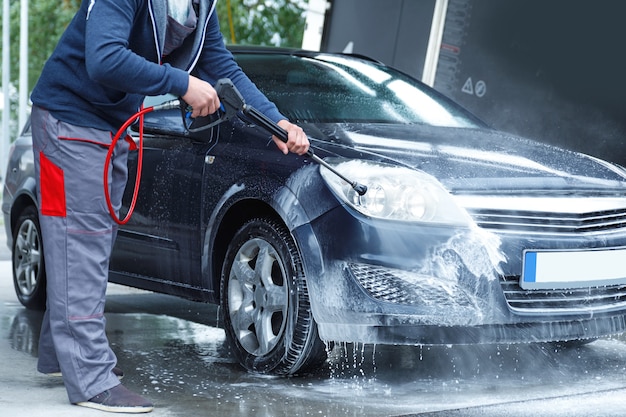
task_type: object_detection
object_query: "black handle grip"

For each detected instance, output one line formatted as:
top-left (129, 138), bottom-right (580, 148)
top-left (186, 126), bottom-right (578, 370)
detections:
top-left (242, 105), bottom-right (313, 157)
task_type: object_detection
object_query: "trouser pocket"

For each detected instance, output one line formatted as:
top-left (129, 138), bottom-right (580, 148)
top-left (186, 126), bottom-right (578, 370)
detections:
top-left (39, 152), bottom-right (66, 217)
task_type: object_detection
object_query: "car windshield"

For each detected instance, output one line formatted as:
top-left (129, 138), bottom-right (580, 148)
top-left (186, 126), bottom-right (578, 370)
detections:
top-left (235, 52), bottom-right (484, 128)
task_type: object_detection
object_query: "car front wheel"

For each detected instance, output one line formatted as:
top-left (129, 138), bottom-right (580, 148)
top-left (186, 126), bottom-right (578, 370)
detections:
top-left (12, 205), bottom-right (47, 310)
top-left (220, 217), bottom-right (327, 375)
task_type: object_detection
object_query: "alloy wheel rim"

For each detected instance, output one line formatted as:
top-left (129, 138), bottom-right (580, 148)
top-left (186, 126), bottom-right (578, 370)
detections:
top-left (228, 238), bottom-right (289, 356)
top-left (14, 219), bottom-right (41, 296)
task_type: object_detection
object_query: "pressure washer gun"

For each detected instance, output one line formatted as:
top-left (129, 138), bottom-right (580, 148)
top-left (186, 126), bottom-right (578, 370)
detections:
top-left (206, 78), bottom-right (368, 196)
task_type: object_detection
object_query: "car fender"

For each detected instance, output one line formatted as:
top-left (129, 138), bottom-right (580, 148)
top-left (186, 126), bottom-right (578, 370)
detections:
top-left (5, 176), bottom-right (38, 248)
top-left (201, 164), bottom-right (338, 306)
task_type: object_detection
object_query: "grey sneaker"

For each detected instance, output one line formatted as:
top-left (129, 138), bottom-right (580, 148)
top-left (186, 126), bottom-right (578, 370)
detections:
top-left (46, 366), bottom-right (125, 380)
top-left (75, 384), bottom-right (154, 413)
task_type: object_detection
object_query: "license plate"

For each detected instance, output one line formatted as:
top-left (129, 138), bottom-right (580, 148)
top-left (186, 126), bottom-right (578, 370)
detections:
top-left (521, 247), bottom-right (626, 289)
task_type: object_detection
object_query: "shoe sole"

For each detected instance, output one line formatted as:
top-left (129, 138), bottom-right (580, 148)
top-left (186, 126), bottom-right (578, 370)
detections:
top-left (46, 370), bottom-right (124, 380)
top-left (75, 401), bottom-right (154, 414)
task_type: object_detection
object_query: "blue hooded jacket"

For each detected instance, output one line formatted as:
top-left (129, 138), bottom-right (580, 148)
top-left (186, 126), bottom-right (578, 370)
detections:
top-left (31, 0), bottom-right (284, 132)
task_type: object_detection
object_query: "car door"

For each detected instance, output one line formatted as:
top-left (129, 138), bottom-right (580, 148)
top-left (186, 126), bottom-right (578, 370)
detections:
top-left (109, 106), bottom-right (218, 296)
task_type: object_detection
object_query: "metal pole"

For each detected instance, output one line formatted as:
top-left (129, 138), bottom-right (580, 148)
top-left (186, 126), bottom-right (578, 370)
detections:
top-left (301, 0), bottom-right (329, 51)
top-left (19, 0), bottom-right (29, 132)
top-left (422, 0), bottom-right (449, 86)
top-left (2, 0), bottom-right (11, 179)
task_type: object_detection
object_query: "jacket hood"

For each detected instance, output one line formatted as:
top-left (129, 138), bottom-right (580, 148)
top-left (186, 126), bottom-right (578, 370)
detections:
top-left (149, 0), bottom-right (216, 71)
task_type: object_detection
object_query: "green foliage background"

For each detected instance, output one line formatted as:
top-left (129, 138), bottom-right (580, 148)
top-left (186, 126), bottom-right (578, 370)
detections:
top-left (217, 0), bottom-right (307, 47)
top-left (1, 0), bottom-right (307, 137)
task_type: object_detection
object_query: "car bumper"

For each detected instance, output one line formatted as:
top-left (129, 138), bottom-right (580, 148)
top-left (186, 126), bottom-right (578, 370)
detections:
top-left (315, 314), bottom-right (626, 345)
top-left (295, 205), bottom-right (626, 345)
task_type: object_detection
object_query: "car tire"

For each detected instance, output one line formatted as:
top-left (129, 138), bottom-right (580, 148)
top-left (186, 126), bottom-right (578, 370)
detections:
top-left (221, 217), bottom-right (327, 375)
top-left (12, 205), bottom-right (47, 310)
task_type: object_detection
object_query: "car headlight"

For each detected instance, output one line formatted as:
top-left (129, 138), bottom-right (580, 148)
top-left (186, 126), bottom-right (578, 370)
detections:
top-left (320, 159), bottom-right (471, 225)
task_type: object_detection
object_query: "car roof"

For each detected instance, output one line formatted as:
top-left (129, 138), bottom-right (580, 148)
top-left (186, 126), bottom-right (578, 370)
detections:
top-left (226, 44), bottom-right (383, 65)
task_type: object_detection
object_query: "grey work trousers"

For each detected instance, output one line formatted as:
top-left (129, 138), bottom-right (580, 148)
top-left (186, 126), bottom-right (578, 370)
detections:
top-left (31, 106), bottom-right (131, 403)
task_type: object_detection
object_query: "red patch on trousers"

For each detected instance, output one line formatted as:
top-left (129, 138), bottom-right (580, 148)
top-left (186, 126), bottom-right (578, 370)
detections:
top-left (40, 152), bottom-right (66, 217)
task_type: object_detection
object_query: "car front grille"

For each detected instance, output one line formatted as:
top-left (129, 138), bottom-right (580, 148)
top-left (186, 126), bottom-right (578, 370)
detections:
top-left (500, 275), bottom-right (626, 314)
top-left (467, 207), bottom-right (626, 234)
top-left (457, 196), bottom-right (626, 235)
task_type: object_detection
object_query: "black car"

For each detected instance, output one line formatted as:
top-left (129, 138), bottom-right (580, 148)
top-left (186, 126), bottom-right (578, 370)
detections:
top-left (5, 46), bottom-right (626, 375)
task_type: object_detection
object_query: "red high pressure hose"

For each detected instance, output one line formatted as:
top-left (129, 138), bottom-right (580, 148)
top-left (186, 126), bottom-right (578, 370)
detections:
top-left (104, 105), bottom-right (152, 225)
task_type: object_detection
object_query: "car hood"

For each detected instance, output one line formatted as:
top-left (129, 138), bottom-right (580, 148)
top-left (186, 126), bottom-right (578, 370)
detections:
top-left (310, 123), bottom-right (626, 195)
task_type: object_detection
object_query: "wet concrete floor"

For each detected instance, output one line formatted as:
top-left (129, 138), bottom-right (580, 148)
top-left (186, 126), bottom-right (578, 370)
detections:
top-left (2, 240), bottom-right (626, 416)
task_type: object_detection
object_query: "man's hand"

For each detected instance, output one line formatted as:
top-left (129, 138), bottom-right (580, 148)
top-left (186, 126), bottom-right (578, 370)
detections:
top-left (273, 120), bottom-right (310, 155)
top-left (182, 75), bottom-right (221, 118)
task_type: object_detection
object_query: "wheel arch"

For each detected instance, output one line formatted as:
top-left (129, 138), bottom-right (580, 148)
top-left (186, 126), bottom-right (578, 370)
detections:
top-left (8, 181), bottom-right (38, 247)
top-left (202, 184), bottom-right (323, 304)
top-left (209, 199), bottom-right (278, 295)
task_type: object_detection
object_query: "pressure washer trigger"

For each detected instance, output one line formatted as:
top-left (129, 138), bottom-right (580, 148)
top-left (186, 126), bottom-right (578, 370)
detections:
top-left (214, 78), bottom-right (245, 121)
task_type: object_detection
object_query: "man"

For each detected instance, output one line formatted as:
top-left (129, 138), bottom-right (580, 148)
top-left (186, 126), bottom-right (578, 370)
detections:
top-left (30, 0), bottom-right (309, 413)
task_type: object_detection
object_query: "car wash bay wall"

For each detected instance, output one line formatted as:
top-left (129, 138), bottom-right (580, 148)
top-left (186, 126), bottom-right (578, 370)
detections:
top-left (323, 0), bottom-right (626, 168)
top-left (322, 0), bottom-right (437, 82)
